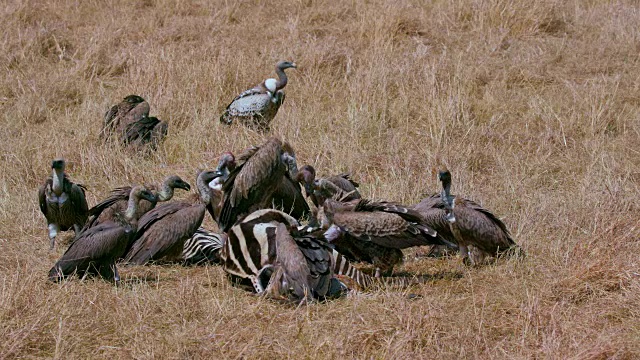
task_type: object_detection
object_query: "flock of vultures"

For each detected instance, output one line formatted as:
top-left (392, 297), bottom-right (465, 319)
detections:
top-left (38, 61), bottom-right (524, 303)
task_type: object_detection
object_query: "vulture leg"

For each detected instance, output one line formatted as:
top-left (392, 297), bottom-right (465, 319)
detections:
top-left (48, 223), bottom-right (59, 250)
top-left (111, 264), bottom-right (120, 283)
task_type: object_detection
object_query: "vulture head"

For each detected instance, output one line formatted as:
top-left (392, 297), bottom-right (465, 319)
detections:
top-left (210, 152), bottom-right (236, 190)
top-left (295, 165), bottom-right (316, 197)
top-left (276, 61), bottom-right (297, 71)
top-left (438, 169), bottom-right (456, 223)
top-left (155, 175), bottom-right (190, 201)
top-left (166, 175), bottom-right (191, 191)
top-left (123, 95), bottom-right (146, 104)
top-left (197, 169), bottom-right (222, 204)
top-left (131, 186), bottom-right (157, 204)
top-left (280, 142), bottom-right (298, 179)
top-left (51, 158), bottom-right (66, 171)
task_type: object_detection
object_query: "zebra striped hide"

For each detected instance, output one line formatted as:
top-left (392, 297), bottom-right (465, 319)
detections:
top-left (182, 227), bottom-right (225, 265)
top-left (221, 209), bottom-right (425, 302)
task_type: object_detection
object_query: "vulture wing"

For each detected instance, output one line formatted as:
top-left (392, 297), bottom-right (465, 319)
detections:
top-left (124, 202), bottom-right (206, 265)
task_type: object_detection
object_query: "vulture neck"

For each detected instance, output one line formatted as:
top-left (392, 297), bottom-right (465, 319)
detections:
top-left (197, 175), bottom-right (211, 205)
top-left (440, 180), bottom-right (456, 223)
top-left (124, 195), bottom-right (141, 223)
top-left (51, 169), bottom-right (65, 196)
top-left (157, 182), bottom-right (174, 202)
top-left (274, 65), bottom-right (289, 91)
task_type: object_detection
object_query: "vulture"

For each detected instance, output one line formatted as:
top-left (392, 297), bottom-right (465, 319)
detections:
top-left (296, 165), bottom-right (361, 207)
top-left (318, 198), bottom-right (452, 276)
top-left (123, 116), bottom-right (168, 150)
top-left (216, 149), bottom-right (309, 224)
top-left (38, 159), bottom-right (89, 250)
top-left (101, 95), bottom-right (149, 141)
top-left (84, 175), bottom-right (191, 230)
top-left (123, 170), bottom-right (220, 265)
top-left (424, 169), bottom-right (523, 265)
top-left (219, 61), bottom-right (297, 132)
top-left (218, 138), bottom-right (300, 232)
top-left (264, 222), bottom-right (344, 302)
top-left (48, 186), bottom-right (156, 283)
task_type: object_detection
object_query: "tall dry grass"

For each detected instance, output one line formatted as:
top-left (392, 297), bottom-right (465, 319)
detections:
top-left (1, 0), bottom-right (639, 358)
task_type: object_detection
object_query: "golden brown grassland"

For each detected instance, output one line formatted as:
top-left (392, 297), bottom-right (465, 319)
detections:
top-left (1, 0), bottom-right (639, 358)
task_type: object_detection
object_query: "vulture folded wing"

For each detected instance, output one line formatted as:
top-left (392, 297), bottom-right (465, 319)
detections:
top-left (124, 116), bottom-right (161, 143)
top-left (219, 141), bottom-right (283, 231)
top-left (334, 211), bottom-right (443, 249)
top-left (49, 222), bottom-right (131, 280)
top-left (125, 202), bottom-right (205, 264)
top-left (273, 223), bottom-right (311, 300)
top-left (294, 234), bottom-right (333, 297)
top-left (271, 177), bottom-right (310, 220)
top-left (38, 179), bottom-right (50, 217)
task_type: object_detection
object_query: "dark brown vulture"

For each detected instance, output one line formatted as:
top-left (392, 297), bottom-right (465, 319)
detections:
top-left (48, 186), bottom-right (156, 283)
top-left (318, 198), bottom-right (452, 276)
top-left (218, 138), bottom-right (300, 231)
top-left (123, 170), bottom-right (220, 265)
top-left (123, 116), bottom-right (168, 150)
top-left (38, 159), bottom-right (89, 250)
top-left (423, 169), bottom-right (523, 265)
top-left (219, 61), bottom-right (297, 132)
top-left (84, 175), bottom-right (190, 230)
top-left (101, 95), bottom-right (149, 141)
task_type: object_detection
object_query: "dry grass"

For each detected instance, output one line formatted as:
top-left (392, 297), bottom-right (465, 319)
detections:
top-left (1, 0), bottom-right (639, 358)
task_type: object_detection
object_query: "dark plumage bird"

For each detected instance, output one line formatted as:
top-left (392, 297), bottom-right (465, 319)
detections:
top-left (38, 159), bottom-right (89, 250)
top-left (101, 95), bottom-right (149, 141)
top-left (296, 165), bottom-right (361, 207)
top-left (123, 170), bottom-right (220, 265)
top-left (415, 169), bottom-right (522, 265)
top-left (319, 199), bottom-right (451, 276)
top-left (84, 175), bottom-right (191, 230)
top-left (123, 116), bottom-right (168, 150)
top-left (218, 138), bottom-right (299, 231)
top-left (220, 61), bottom-right (297, 132)
top-left (265, 222), bottom-right (338, 302)
top-left (48, 186), bottom-right (156, 283)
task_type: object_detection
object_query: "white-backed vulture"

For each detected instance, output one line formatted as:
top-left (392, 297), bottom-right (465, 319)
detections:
top-left (48, 186), bottom-right (156, 283)
top-left (123, 170), bottom-right (220, 265)
top-left (38, 159), bottom-right (89, 250)
top-left (219, 61), bottom-right (297, 132)
top-left (318, 199), bottom-right (452, 276)
top-left (101, 95), bottom-right (149, 141)
top-left (218, 138), bottom-right (299, 231)
top-left (417, 169), bottom-right (523, 265)
top-left (84, 175), bottom-right (191, 230)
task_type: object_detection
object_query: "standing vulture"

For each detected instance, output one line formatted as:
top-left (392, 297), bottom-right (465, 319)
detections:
top-left (38, 159), bottom-right (88, 250)
top-left (84, 175), bottom-right (191, 230)
top-left (296, 165), bottom-right (361, 207)
top-left (424, 169), bottom-right (523, 265)
top-left (101, 95), bottom-right (149, 141)
top-left (218, 138), bottom-right (300, 231)
top-left (219, 61), bottom-right (297, 132)
top-left (318, 198), bottom-right (452, 276)
top-left (48, 186), bottom-right (156, 283)
top-left (123, 170), bottom-right (220, 265)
